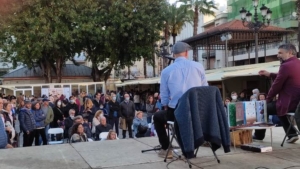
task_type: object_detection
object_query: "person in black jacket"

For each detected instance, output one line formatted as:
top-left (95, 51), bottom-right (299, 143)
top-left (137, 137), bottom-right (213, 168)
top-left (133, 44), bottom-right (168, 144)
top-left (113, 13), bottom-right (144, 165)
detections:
top-left (108, 92), bottom-right (121, 136)
top-left (63, 109), bottom-right (75, 139)
top-left (119, 94), bottom-right (135, 139)
top-left (50, 100), bottom-right (64, 128)
top-left (66, 96), bottom-right (79, 116)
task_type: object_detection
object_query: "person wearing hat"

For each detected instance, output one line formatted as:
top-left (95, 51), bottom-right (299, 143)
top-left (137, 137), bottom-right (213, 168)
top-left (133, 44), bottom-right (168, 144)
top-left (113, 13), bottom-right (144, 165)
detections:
top-left (42, 98), bottom-right (54, 141)
top-left (153, 41), bottom-right (208, 159)
top-left (19, 100), bottom-right (36, 147)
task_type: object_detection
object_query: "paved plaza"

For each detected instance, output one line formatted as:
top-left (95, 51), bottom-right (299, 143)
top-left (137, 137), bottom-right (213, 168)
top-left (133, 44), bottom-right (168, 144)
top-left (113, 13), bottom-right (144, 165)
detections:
top-left (0, 127), bottom-right (300, 169)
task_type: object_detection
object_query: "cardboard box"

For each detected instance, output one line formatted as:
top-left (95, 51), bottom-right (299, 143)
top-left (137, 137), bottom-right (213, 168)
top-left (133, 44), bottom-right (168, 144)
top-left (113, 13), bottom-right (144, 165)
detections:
top-left (230, 129), bottom-right (253, 146)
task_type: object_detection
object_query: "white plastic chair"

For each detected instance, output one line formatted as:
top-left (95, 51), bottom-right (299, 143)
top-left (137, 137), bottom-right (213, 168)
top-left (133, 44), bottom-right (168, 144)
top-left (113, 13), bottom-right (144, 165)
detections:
top-left (48, 128), bottom-right (64, 145)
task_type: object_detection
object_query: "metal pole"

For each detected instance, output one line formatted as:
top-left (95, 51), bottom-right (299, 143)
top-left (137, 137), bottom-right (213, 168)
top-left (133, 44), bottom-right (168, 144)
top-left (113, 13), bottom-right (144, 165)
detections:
top-left (255, 32), bottom-right (259, 64)
top-left (225, 39), bottom-right (228, 67)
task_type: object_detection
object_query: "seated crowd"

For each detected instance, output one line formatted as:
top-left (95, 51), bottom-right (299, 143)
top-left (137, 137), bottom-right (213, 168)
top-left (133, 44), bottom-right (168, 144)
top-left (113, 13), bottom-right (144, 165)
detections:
top-left (0, 89), bottom-right (162, 149)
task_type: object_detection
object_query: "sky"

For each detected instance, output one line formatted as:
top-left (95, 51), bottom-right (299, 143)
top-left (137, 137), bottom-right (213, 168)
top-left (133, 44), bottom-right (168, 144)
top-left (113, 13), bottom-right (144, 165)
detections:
top-left (168, 0), bottom-right (227, 13)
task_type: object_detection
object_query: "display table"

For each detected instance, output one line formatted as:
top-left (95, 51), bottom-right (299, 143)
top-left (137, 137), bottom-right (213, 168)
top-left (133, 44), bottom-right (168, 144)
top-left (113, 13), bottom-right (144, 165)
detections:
top-left (231, 123), bottom-right (277, 150)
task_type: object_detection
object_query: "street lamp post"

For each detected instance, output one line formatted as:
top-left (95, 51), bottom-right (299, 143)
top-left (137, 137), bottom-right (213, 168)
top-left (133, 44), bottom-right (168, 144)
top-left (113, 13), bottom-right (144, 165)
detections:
top-left (221, 33), bottom-right (232, 67)
top-left (155, 42), bottom-right (174, 69)
top-left (240, 0), bottom-right (272, 64)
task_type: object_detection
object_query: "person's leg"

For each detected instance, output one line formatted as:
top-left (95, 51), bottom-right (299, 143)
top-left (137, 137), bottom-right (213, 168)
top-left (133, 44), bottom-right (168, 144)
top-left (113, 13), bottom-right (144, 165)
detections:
top-left (127, 119), bottom-right (133, 138)
top-left (23, 132), bottom-right (29, 147)
top-left (114, 117), bottom-right (119, 136)
top-left (122, 130), bottom-right (126, 139)
top-left (28, 130), bottom-right (35, 147)
top-left (254, 102), bottom-right (277, 140)
top-left (40, 128), bottom-right (48, 145)
top-left (147, 116), bottom-right (152, 124)
top-left (34, 129), bottom-right (40, 146)
top-left (278, 116), bottom-right (297, 138)
top-left (153, 110), bottom-right (169, 150)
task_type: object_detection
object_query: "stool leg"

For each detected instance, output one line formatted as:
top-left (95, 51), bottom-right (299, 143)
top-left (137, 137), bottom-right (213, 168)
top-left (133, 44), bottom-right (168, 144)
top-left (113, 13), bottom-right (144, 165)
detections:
top-left (281, 117), bottom-right (293, 147)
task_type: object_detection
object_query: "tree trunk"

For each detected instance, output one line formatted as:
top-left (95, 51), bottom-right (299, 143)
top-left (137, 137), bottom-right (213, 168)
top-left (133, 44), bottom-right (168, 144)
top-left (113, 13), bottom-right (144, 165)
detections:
top-left (193, 5), bottom-right (199, 36)
top-left (172, 35), bottom-right (176, 46)
top-left (127, 66), bottom-right (130, 79)
top-left (193, 5), bottom-right (199, 61)
top-left (143, 57), bottom-right (147, 78)
top-left (56, 57), bottom-right (63, 83)
top-left (152, 51), bottom-right (156, 77)
top-left (164, 22), bottom-right (170, 41)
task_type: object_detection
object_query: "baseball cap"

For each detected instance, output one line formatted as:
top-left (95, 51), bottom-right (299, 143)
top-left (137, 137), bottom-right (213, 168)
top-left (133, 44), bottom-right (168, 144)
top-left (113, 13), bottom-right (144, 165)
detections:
top-left (24, 100), bottom-right (32, 105)
top-left (42, 98), bottom-right (50, 102)
top-left (172, 42), bottom-right (192, 54)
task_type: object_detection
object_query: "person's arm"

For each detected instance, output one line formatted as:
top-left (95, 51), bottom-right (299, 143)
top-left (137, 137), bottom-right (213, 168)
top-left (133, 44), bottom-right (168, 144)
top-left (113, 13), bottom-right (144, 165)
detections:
top-left (266, 65), bottom-right (288, 102)
top-left (35, 111), bottom-right (46, 122)
top-left (199, 64), bottom-right (208, 86)
top-left (160, 71), bottom-right (170, 110)
top-left (18, 111), bottom-right (28, 133)
top-left (48, 107), bottom-right (54, 122)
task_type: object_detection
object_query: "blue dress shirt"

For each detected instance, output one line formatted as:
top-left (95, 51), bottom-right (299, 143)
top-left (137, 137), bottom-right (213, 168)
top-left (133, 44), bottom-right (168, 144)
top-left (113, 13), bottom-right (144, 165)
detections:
top-left (160, 57), bottom-right (208, 108)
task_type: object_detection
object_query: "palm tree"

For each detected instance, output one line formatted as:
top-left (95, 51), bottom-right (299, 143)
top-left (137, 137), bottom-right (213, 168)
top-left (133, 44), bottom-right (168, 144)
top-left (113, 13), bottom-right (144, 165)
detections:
top-left (180, 0), bottom-right (217, 61)
top-left (166, 3), bottom-right (193, 45)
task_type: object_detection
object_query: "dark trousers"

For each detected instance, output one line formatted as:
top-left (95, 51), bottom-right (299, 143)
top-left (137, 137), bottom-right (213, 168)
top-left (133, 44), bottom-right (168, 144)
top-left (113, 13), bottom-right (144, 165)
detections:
top-left (134, 103), bottom-right (141, 111)
top-left (109, 117), bottom-right (119, 136)
top-left (153, 108), bottom-right (175, 150)
top-left (122, 118), bottom-right (133, 138)
top-left (23, 130), bottom-right (35, 147)
top-left (35, 128), bottom-right (47, 146)
top-left (254, 102), bottom-right (298, 140)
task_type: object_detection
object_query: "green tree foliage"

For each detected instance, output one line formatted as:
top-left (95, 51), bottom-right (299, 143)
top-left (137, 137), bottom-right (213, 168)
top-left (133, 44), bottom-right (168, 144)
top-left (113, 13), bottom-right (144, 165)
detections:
top-left (0, 0), bottom-right (167, 82)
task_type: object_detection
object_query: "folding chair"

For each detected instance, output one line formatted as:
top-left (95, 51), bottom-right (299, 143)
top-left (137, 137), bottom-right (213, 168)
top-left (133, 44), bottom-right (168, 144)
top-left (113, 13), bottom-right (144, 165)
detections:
top-left (164, 121), bottom-right (220, 168)
top-left (281, 112), bottom-right (300, 147)
top-left (48, 128), bottom-right (64, 145)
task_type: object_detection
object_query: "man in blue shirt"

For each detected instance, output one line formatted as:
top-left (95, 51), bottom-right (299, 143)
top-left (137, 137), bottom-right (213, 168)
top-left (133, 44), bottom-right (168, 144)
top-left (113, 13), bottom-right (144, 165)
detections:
top-left (154, 41), bottom-right (208, 159)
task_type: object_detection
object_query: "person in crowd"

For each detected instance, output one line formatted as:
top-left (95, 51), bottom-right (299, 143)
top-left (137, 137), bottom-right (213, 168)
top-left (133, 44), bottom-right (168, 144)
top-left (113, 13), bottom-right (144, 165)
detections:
top-left (155, 93), bottom-right (162, 112)
top-left (116, 90), bottom-right (121, 103)
top-left (105, 130), bottom-right (118, 140)
top-left (81, 98), bottom-right (95, 124)
top-left (16, 100), bottom-right (25, 115)
top-left (257, 43), bottom-right (300, 143)
top-left (120, 93), bottom-right (135, 139)
top-left (42, 98), bottom-right (54, 141)
top-left (99, 103), bottom-right (108, 118)
top-left (230, 91), bottom-right (238, 102)
top-left (146, 95), bottom-right (156, 123)
top-left (108, 92), bottom-right (121, 136)
top-left (49, 96), bottom-right (55, 108)
top-left (64, 109), bottom-right (75, 139)
top-left (2, 103), bottom-right (15, 145)
top-left (79, 91), bottom-right (87, 106)
top-left (154, 42), bottom-right (208, 158)
top-left (70, 123), bottom-right (88, 143)
top-left (252, 88), bottom-right (260, 101)
top-left (104, 95), bottom-right (111, 117)
top-left (93, 92), bottom-right (102, 109)
top-left (62, 99), bottom-right (69, 118)
top-left (17, 93), bottom-right (24, 106)
top-left (50, 99), bottom-right (64, 128)
top-left (32, 102), bottom-right (47, 146)
top-left (0, 98), bottom-right (13, 149)
top-left (66, 96), bottom-right (79, 116)
top-left (92, 110), bottom-right (102, 135)
top-left (19, 100), bottom-right (36, 147)
top-left (223, 97), bottom-right (231, 117)
top-left (237, 91), bottom-right (248, 102)
top-left (133, 111), bottom-right (150, 138)
top-left (133, 91), bottom-right (141, 111)
top-left (68, 115), bottom-right (92, 139)
top-left (95, 116), bottom-right (112, 140)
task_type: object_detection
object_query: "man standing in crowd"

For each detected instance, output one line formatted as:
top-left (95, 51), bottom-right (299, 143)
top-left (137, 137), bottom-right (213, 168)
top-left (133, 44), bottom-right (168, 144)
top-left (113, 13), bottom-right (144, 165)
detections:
top-left (93, 92), bottom-right (102, 109)
top-left (255, 43), bottom-right (300, 143)
top-left (120, 94), bottom-right (135, 139)
top-left (154, 42), bottom-right (208, 158)
top-left (19, 100), bottom-right (36, 147)
top-left (42, 98), bottom-right (54, 141)
top-left (108, 92), bottom-right (120, 136)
